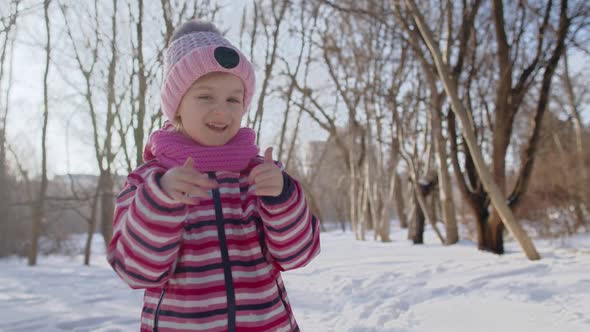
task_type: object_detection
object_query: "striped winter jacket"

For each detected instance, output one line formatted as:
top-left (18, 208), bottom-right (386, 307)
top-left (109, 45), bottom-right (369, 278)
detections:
top-left (107, 158), bottom-right (321, 332)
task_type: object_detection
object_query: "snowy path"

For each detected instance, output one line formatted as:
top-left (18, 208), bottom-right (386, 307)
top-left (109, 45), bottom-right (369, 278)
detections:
top-left (1, 230), bottom-right (589, 332)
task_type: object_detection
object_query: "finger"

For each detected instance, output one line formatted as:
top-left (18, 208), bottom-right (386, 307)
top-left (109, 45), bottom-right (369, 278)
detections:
top-left (252, 171), bottom-right (280, 186)
top-left (254, 185), bottom-right (281, 197)
top-left (183, 157), bottom-right (194, 169)
top-left (174, 182), bottom-right (211, 198)
top-left (254, 179), bottom-right (283, 195)
top-left (180, 158), bottom-right (212, 185)
top-left (264, 147), bottom-right (273, 164)
top-left (248, 164), bottom-right (274, 183)
top-left (176, 172), bottom-right (218, 188)
top-left (170, 190), bottom-right (198, 205)
top-left (191, 176), bottom-right (218, 189)
top-left (176, 166), bottom-right (205, 179)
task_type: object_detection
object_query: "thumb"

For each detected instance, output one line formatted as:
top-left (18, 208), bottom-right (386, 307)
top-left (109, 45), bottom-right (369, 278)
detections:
top-left (264, 147), bottom-right (273, 164)
top-left (183, 157), bottom-right (194, 169)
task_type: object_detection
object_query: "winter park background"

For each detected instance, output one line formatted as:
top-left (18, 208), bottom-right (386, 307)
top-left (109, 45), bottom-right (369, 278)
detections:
top-left (1, 0), bottom-right (590, 331)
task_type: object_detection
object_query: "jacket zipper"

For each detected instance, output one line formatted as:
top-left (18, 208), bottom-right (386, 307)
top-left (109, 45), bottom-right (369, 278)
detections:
top-left (209, 172), bottom-right (237, 332)
top-left (153, 287), bottom-right (166, 332)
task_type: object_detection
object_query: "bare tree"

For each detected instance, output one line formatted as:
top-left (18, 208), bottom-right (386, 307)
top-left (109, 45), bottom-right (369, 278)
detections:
top-left (67, 175), bottom-right (100, 266)
top-left (0, 1), bottom-right (19, 177)
top-left (491, 0), bottom-right (570, 252)
top-left (0, 0), bottom-right (20, 257)
top-left (393, 172), bottom-right (407, 228)
top-left (560, 47), bottom-right (589, 229)
top-left (401, 0), bottom-right (542, 260)
top-left (362, 13), bottom-right (407, 242)
top-left (29, 0), bottom-right (52, 266)
top-left (392, 2), bottom-right (465, 244)
top-left (289, 1), bottom-right (430, 240)
top-left (297, 9), bottom-right (371, 239)
top-left (276, 0), bottom-right (319, 165)
top-left (395, 83), bottom-right (445, 244)
top-left (57, 0), bottom-right (118, 249)
top-left (245, 0), bottom-right (290, 144)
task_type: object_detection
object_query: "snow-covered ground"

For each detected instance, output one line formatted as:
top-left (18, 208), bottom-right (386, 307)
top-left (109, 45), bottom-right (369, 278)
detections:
top-left (1, 228), bottom-right (589, 332)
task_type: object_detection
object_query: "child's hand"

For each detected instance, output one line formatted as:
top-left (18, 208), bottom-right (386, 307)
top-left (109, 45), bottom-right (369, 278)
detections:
top-left (160, 157), bottom-right (218, 204)
top-left (249, 147), bottom-right (284, 197)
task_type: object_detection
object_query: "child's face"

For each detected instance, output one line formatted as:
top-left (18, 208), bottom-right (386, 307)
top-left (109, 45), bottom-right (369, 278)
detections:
top-left (177, 72), bottom-right (245, 146)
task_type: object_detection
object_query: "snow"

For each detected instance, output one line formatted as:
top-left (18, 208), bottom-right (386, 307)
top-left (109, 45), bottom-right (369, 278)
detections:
top-left (1, 228), bottom-right (589, 332)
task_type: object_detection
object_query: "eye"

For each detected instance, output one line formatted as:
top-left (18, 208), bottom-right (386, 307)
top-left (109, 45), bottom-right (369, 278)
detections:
top-left (228, 97), bottom-right (242, 104)
top-left (197, 95), bottom-right (212, 100)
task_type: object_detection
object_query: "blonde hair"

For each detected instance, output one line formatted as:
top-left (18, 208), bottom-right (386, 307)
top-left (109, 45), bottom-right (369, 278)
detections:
top-left (172, 115), bottom-right (184, 132)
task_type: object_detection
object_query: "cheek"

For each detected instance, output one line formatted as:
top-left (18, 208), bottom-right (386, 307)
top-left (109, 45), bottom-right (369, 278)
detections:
top-left (179, 99), bottom-right (206, 117)
top-left (233, 112), bottom-right (245, 126)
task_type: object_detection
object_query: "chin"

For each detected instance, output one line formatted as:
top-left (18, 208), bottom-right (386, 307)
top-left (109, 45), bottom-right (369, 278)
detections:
top-left (208, 141), bottom-right (228, 146)
top-left (202, 137), bottom-right (231, 146)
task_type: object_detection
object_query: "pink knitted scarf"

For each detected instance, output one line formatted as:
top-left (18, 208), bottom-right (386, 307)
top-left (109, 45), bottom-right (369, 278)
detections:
top-left (143, 122), bottom-right (259, 172)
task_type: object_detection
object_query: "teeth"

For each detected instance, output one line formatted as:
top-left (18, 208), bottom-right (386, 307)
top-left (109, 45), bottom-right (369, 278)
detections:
top-left (207, 123), bottom-right (227, 130)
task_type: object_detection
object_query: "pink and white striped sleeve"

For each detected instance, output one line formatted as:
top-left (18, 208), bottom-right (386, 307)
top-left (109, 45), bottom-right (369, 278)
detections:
top-left (107, 162), bottom-right (186, 289)
top-left (257, 172), bottom-right (321, 271)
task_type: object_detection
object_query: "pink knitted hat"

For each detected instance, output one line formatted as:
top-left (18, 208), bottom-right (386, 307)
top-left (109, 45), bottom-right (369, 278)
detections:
top-left (161, 31), bottom-right (256, 121)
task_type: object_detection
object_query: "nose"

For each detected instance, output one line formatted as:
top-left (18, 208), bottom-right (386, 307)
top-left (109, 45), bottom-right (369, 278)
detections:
top-left (211, 104), bottom-right (229, 115)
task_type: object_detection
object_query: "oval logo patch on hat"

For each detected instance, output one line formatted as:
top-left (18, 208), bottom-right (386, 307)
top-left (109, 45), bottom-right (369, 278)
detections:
top-left (214, 47), bottom-right (240, 69)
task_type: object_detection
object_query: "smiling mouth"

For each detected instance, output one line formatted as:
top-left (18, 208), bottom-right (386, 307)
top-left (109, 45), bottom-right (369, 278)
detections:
top-left (206, 123), bottom-right (228, 132)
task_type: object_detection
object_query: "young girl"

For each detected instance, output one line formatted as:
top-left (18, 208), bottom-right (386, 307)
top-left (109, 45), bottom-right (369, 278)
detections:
top-left (107, 20), bottom-right (321, 332)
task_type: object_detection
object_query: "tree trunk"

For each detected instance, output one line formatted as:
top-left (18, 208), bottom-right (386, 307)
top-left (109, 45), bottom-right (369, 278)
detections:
top-left (99, 0), bottom-right (119, 251)
top-left (348, 131), bottom-right (369, 241)
top-left (84, 184), bottom-right (101, 266)
top-left (300, 181), bottom-right (326, 232)
top-left (377, 216), bottom-right (392, 242)
top-left (375, 174), bottom-right (395, 242)
top-left (349, 163), bottom-right (358, 239)
top-left (432, 108), bottom-right (458, 244)
top-left (411, 191), bottom-right (424, 244)
top-left (563, 47), bottom-right (589, 223)
top-left (134, 0), bottom-right (147, 167)
top-left (29, 0), bottom-right (51, 266)
top-left (400, 133), bottom-right (445, 244)
top-left (466, 195), bottom-right (488, 250)
top-left (84, 219), bottom-right (95, 266)
top-left (0, 23), bottom-right (16, 248)
top-left (100, 171), bottom-right (115, 249)
top-left (414, 174), bottom-right (445, 244)
top-left (572, 202), bottom-right (586, 232)
top-left (478, 0), bottom-right (511, 252)
top-left (484, 214), bottom-right (505, 253)
top-left (393, 173), bottom-right (408, 228)
top-left (358, 174), bottom-right (368, 241)
top-left (407, 198), bottom-right (416, 240)
top-left (414, 180), bottom-right (445, 244)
